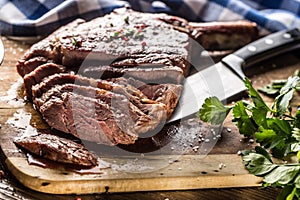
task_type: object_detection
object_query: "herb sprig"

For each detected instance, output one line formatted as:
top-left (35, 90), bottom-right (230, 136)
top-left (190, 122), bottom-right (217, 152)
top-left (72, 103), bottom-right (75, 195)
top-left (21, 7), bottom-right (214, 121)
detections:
top-left (198, 71), bottom-right (300, 199)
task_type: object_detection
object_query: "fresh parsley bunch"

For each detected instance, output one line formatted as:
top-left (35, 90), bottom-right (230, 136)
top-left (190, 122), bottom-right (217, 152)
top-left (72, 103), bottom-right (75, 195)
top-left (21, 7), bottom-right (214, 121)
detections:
top-left (198, 71), bottom-right (300, 200)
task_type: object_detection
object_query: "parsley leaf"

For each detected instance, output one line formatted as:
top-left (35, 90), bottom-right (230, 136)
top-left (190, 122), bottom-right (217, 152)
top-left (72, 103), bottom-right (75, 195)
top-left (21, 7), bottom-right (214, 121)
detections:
top-left (258, 69), bottom-right (300, 96)
top-left (254, 127), bottom-right (281, 149)
top-left (242, 152), bottom-right (277, 176)
top-left (242, 152), bottom-right (300, 199)
top-left (273, 76), bottom-right (300, 116)
top-left (294, 108), bottom-right (300, 129)
top-left (263, 165), bottom-right (300, 185)
top-left (232, 101), bottom-right (257, 137)
top-left (197, 96), bottom-right (231, 125)
top-left (244, 78), bottom-right (270, 110)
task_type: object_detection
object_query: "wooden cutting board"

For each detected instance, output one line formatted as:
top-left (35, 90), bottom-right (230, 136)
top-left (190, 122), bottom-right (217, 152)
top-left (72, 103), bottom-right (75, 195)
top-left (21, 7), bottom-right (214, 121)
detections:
top-left (0, 36), bottom-right (299, 195)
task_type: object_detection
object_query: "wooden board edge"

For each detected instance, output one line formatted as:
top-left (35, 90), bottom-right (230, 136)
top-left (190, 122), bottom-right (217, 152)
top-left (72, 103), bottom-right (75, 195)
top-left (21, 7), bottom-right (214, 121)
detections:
top-left (5, 156), bottom-right (262, 194)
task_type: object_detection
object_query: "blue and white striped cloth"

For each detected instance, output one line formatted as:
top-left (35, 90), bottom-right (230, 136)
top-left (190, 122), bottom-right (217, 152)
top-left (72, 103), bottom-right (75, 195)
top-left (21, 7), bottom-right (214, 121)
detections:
top-left (0, 0), bottom-right (300, 36)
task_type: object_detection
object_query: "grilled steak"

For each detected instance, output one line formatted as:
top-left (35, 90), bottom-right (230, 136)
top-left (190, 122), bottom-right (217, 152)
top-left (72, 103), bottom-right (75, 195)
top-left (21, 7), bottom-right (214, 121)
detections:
top-left (15, 7), bottom-right (258, 166)
top-left (14, 134), bottom-right (98, 167)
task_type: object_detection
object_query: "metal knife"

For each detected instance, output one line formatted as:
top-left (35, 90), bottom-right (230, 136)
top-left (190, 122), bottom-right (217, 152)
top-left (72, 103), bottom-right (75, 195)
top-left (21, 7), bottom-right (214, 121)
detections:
top-left (168, 28), bottom-right (300, 123)
top-left (0, 38), bottom-right (4, 65)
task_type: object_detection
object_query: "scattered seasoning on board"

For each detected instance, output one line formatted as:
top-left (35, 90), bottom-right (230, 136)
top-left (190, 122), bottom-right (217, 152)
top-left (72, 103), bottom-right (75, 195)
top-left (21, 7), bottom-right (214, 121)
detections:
top-left (71, 36), bottom-right (82, 47)
top-left (124, 16), bottom-right (129, 24)
top-left (141, 41), bottom-right (147, 47)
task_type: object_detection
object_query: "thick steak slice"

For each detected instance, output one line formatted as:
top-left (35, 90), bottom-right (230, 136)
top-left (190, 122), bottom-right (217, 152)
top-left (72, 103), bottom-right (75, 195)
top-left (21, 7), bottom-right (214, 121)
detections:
top-left (24, 63), bottom-right (65, 99)
top-left (32, 73), bottom-right (152, 107)
top-left (110, 78), bottom-right (183, 119)
top-left (39, 92), bottom-right (140, 145)
top-left (14, 134), bottom-right (98, 167)
top-left (35, 83), bottom-right (167, 135)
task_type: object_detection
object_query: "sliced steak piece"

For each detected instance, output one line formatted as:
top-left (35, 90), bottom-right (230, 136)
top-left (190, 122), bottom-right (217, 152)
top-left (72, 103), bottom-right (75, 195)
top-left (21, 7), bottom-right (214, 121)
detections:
top-left (24, 63), bottom-right (65, 99)
top-left (17, 56), bottom-right (50, 77)
top-left (40, 92), bottom-right (141, 145)
top-left (32, 73), bottom-right (114, 99)
top-left (35, 83), bottom-right (167, 134)
top-left (111, 77), bottom-right (182, 118)
top-left (31, 74), bottom-right (151, 107)
top-left (17, 8), bottom-right (189, 72)
top-left (188, 21), bottom-right (258, 51)
top-left (32, 73), bottom-right (179, 120)
top-left (138, 84), bottom-right (182, 118)
top-left (14, 134), bottom-right (98, 167)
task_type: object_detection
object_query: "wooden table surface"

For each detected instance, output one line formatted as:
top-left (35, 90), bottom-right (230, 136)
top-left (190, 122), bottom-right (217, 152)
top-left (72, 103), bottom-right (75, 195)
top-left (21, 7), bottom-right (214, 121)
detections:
top-left (1, 36), bottom-right (299, 199)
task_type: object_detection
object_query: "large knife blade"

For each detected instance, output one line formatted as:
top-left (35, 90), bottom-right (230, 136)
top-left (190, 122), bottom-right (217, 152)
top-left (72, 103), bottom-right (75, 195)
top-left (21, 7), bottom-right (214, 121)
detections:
top-left (168, 28), bottom-right (300, 123)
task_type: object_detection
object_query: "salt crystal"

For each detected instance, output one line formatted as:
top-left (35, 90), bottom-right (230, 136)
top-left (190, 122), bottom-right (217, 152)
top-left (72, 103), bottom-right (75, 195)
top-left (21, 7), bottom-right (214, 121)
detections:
top-left (218, 163), bottom-right (224, 169)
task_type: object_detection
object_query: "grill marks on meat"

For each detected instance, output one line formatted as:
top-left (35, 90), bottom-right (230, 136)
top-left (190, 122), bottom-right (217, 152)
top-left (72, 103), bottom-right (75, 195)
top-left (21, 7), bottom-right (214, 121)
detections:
top-left (14, 134), bottom-right (98, 167)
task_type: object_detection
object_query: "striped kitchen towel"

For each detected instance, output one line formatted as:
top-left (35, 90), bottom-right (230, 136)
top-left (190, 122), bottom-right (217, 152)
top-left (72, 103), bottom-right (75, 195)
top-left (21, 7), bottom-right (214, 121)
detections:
top-left (0, 0), bottom-right (300, 36)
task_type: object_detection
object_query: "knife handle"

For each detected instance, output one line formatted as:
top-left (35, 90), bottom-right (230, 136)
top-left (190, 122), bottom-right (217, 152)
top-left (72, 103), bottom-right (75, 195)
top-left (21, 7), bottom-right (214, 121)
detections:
top-left (222, 28), bottom-right (300, 79)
